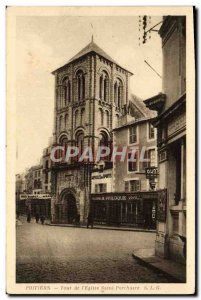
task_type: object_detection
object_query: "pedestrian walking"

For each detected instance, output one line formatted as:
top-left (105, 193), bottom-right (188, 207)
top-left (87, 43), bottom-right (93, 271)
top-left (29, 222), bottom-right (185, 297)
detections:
top-left (87, 212), bottom-right (94, 229)
top-left (35, 212), bottom-right (40, 223)
top-left (76, 214), bottom-right (80, 227)
top-left (27, 212), bottom-right (31, 223)
top-left (40, 215), bottom-right (45, 225)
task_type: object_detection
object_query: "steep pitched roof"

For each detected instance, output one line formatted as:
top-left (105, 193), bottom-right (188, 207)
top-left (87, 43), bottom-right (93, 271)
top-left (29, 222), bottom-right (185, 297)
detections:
top-left (129, 94), bottom-right (157, 119)
top-left (52, 40), bottom-right (132, 74)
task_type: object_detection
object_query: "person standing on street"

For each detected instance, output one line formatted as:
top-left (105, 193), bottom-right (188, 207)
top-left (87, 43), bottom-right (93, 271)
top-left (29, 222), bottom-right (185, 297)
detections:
top-left (87, 212), bottom-right (94, 229)
top-left (40, 215), bottom-right (45, 225)
top-left (35, 212), bottom-right (40, 223)
top-left (27, 212), bottom-right (31, 223)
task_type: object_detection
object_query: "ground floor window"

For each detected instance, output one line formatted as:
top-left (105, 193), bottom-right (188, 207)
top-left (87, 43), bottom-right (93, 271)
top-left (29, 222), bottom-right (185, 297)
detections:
top-left (91, 199), bottom-right (156, 229)
top-left (95, 183), bottom-right (107, 193)
top-left (125, 180), bottom-right (140, 192)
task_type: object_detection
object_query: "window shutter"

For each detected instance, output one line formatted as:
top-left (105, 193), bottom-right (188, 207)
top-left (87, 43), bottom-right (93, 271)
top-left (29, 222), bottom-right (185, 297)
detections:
top-left (95, 185), bottom-right (98, 193)
top-left (143, 150), bottom-right (148, 170)
top-left (125, 181), bottom-right (129, 192)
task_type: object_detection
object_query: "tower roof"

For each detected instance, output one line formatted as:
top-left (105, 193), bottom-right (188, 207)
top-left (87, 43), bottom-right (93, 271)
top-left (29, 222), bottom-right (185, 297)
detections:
top-left (52, 39), bottom-right (133, 75)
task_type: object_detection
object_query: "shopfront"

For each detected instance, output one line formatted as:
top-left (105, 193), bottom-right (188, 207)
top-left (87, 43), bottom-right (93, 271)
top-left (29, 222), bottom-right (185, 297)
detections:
top-left (18, 194), bottom-right (51, 219)
top-left (90, 192), bottom-right (158, 229)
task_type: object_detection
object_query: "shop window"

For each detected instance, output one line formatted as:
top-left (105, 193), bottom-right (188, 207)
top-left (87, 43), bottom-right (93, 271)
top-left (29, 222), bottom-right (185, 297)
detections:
top-left (129, 125), bottom-right (137, 144)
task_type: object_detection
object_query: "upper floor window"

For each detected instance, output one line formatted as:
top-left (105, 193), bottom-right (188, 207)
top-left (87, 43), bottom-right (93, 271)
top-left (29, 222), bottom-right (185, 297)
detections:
top-left (59, 115), bottom-right (63, 132)
top-left (99, 71), bottom-right (109, 102)
top-left (148, 123), bottom-right (155, 140)
top-left (143, 148), bottom-right (156, 169)
top-left (74, 110), bottom-right (79, 128)
top-left (115, 114), bottom-right (119, 127)
top-left (81, 108), bottom-right (85, 125)
top-left (114, 78), bottom-right (123, 108)
top-left (99, 131), bottom-right (109, 147)
top-left (99, 108), bottom-right (104, 126)
top-left (130, 180), bottom-right (140, 192)
top-left (65, 113), bottom-right (68, 129)
top-left (129, 125), bottom-right (137, 144)
top-left (148, 149), bottom-right (156, 167)
top-left (105, 110), bottom-right (110, 128)
top-left (128, 152), bottom-right (138, 172)
top-left (95, 183), bottom-right (107, 193)
top-left (62, 77), bottom-right (71, 105)
top-left (76, 70), bottom-right (85, 101)
top-left (76, 131), bottom-right (84, 154)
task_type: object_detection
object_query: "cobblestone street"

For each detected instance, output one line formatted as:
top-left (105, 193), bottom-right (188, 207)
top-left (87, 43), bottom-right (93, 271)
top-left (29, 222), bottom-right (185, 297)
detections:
top-left (16, 221), bottom-right (173, 283)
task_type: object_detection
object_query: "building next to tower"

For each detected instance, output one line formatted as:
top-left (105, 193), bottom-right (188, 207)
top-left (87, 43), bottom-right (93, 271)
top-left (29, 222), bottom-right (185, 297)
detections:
top-left (144, 16), bottom-right (186, 264)
top-left (90, 95), bottom-right (158, 228)
top-left (50, 38), bottom-right (133, 225)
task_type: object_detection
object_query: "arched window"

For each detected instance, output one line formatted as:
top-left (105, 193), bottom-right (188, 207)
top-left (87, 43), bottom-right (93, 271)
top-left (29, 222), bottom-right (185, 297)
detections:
top-left (74, 110), bottom-right (79, 128)
top-left (99, 131), bottom-right (109, 147)
top-left (105, 110), bottom-right (110, 128)
top-left (114, 82), bottom-right (117, 104)
top-left (99, 71), bottom-right (109, 101)
top-left (81, 108), bottom-right (85, 125)
top-left (62, 77), bottom-right (71, 105)
top-left (99, 108), bottom-right (104, 126)
top-left (60, 136), bottom-right (68, 147)
top-left (99, 76), bottom-right (103, 99)
top-left (65, 114), bottom-right (68, 129)
top-left (99, 131), bottom-right (110, 161)
top-left (59, 136), bottom-right (68, 160)
top-left (76, 70), bottom-right (85, 101)
top-left (115, 114), bottom-right (119, 127)
top-left (114, 78), bottom-right (123, 108)
top-left (76, 131), bottom-right (84, 155)
top-left (59, 115), bottom-right (63, 132)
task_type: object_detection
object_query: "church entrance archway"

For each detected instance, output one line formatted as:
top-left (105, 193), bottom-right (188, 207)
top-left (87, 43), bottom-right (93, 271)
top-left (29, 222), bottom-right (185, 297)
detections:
top-left (64, 193), bottom-right (77, 224)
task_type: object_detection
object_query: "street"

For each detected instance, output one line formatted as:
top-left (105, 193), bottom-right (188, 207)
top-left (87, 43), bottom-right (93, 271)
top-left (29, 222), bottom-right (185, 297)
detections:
top-left (16, 221), bottom-right (172, 283)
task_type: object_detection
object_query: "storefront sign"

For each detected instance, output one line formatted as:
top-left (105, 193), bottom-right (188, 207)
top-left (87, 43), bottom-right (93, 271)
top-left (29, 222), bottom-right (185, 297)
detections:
top-left (145, 167), bottom-right (158, 179)
top-left (157, 189), bottom-right (167, 222)
top-left (91, 193), bottom-right (142, 202)
top-left (20, 194), bottom-right (51, 200)
top-left (167, 112), bottom-right (186, 137)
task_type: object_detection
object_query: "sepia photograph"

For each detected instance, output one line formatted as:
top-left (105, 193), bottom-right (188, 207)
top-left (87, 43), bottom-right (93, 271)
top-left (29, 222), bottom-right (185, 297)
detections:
top-left (6, 6), bottom-right (195, 295)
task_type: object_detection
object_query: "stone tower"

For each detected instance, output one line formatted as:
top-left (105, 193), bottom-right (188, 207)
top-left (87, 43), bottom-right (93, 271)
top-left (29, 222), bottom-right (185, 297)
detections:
top-left (51, 38), bottom-right (133, 224)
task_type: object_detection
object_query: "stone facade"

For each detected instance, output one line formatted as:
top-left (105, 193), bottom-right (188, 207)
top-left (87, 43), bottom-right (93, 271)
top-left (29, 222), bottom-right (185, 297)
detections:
top-left (50, 39), bottom-right (133, 224)
top-left (144, 16), bottom-right (186, 264)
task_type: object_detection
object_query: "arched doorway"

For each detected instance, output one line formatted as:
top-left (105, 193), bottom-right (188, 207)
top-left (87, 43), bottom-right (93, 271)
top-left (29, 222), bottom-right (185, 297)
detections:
top-left (64, 193), bottom-right (77, 224)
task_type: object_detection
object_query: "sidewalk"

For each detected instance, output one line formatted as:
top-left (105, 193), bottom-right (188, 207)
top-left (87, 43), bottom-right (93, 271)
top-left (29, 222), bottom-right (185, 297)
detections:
top-left (47, 223), bottom-right (156, 233)
top-left (132, 248), bottom-right (186, 283)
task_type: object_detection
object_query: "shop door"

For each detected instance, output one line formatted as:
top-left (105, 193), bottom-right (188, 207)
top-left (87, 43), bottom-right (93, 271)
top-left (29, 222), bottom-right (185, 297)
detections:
top-left (108, 201), bottom-right (121, 225)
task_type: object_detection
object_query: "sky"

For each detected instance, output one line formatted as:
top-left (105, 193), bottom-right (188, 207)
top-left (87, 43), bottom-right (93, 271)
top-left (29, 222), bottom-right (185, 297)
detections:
top-left (16, 15), bottom-right (162, 174)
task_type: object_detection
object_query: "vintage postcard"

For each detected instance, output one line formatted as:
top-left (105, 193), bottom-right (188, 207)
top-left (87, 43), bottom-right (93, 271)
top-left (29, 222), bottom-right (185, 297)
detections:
top-left (7, 6), bottom-right (195, 295)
